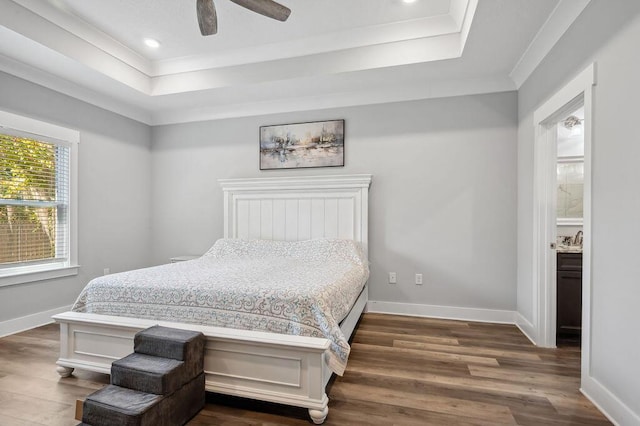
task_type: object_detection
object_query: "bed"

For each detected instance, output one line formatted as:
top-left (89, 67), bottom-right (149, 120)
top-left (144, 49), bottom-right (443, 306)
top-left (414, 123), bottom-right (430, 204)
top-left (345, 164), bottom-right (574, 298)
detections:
top-left (53, 174), bottom-right (372, 424)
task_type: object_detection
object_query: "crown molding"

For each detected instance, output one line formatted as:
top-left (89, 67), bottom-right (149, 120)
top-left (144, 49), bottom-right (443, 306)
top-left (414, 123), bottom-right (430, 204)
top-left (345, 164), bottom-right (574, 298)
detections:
top-left (0, 0), bottom-right (517, 126)
top-left (150, 75), bottom-right (515, 125)
top-left (0, 52), bottom-right (152, 124)
top-left (510, 0), bottom-right (591, 88)
top-left (12, 0), bottom-right (151, 74)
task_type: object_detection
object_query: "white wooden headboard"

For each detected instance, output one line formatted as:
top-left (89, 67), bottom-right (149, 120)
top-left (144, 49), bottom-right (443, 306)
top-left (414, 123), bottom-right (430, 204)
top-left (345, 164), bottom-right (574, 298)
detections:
top-left (219, 175), bottom-right (372, 255)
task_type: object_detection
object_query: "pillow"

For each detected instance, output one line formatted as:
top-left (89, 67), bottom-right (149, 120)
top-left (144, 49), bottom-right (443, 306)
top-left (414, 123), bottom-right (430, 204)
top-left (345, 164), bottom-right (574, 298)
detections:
top-left (202, 238), bottom-right (367, 267)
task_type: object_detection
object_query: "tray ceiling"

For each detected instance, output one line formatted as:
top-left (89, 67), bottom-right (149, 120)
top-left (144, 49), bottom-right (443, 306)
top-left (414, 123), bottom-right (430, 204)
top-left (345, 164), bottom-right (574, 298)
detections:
top-left (0, 0), bottom-right (589, 124)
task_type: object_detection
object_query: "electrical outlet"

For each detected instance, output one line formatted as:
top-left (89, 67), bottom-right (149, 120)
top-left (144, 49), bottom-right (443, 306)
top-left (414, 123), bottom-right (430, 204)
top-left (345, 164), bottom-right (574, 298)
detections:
top-left (415, 273), bottom-right (423, 285)
top-left (103, 268), bottom-right (110, 275)
top-left (389, 272), bottom-right (397, 284)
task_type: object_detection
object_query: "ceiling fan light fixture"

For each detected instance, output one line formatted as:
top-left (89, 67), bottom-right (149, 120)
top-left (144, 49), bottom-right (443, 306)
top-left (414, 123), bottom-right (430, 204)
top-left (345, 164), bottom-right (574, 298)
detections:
top-left (197, 0), bottom-right (291, 36)
top-left (229, 0), bottom-right (291, 22)
top-left (144, 38), bottom-right (161, 48)
top-left (197, 0), bottom-right (218, 36)
top-left (562, 115), bottom-right (583, 137)
top-left (562, 115), bottom-right (582, 129)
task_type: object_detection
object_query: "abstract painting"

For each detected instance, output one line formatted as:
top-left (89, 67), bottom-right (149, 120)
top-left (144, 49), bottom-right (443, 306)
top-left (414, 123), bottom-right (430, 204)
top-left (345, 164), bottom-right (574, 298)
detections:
top-left (260, 120), bottom-right (344, 170)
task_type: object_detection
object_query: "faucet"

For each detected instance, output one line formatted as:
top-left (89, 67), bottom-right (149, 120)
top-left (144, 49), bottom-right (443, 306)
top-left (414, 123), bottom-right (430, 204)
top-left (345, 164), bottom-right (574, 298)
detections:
top-left (573, 230), bottom-right (583, 246)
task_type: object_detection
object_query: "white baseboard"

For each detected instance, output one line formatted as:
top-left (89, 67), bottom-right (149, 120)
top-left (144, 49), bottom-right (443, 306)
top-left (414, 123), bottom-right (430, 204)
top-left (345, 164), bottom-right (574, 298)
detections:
top-left (581, 375), bottom-right (640, 426)
top-left (515, 312), bottom-right (538, 345)
top-left (0, 305), bottom-right (71, 338)
top-left (367, 301), bottom-right (516, 324)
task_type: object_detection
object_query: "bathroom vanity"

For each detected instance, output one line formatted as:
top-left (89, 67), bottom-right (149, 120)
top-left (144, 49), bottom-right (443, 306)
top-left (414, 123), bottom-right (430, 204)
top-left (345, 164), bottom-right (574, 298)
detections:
top-left (557, 251), bottom-right (583, 339)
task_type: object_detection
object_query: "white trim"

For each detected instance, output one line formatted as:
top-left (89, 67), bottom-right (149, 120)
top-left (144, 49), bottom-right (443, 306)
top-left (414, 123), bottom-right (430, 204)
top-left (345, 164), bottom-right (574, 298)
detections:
top-left (9, 0), bottom-right (151, 75)
top-left (151, 75), bottom-right (515, 126)
top-left (219, 175), bottom-right (372, 191)
top-left (0, 0), bottom-right (479, 129)
top-left (0, 50), bottom-right (515, 127)
top-left (510, 0), bottom-right (591, 88)
top-left (557, 218), bottom-right (583, 226)
top-left (533, 64), bottom-right (595, 124)
top-left (0, 109), bottom-right (79, 143)
top-left (0, 1), bottom-right (149, 93)
top-left (0, 53), bottom-right (153, 125)
top-left (0, 305), bottom-right (71, 338)
top-left (532, 63), bottom-right (595, 349)
top-left (456, 0), bottom-right (478, 52)
top-left (69, 127), bottom-right (79, 272)
top-left (580, 74), bottom-right (595, 389)
top-left (0, 265), bottom-right (79, 288)
top-left (581, 376), bottom-right (640, 426)
top-left (368, 303), bottom-right (539, 347)
top-left (557, 155), bottom-right (584, 163)
top-left (367, 301), bottom-right (516, 324)
top-left (0, 110), bottom-right (80, 285)
top-left (515, 312), bottom-right (537, 345)
top-left (533, 120), bottom-right (559, 348)
top-left (5, 0), bottom-right (472, 79)
top-left (532, 63), bottom-right (597, 411)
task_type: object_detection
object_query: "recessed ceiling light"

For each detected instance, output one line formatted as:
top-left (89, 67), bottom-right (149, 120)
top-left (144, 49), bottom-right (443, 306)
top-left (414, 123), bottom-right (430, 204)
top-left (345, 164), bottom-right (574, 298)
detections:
top-left (144, 38), bottom-right (161, 49)
top-left (403, 0), bottom-right (417, 3)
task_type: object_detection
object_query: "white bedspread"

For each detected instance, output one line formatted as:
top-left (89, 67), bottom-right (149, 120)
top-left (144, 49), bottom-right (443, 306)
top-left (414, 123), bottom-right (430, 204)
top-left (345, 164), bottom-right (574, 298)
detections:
top-left (72, 238), bottom-right (369, 375)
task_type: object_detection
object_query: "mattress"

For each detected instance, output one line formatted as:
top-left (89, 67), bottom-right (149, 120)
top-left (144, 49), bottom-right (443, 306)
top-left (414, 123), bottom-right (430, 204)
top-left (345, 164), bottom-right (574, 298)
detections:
top-left (72, 238), bottom-right (369, 375)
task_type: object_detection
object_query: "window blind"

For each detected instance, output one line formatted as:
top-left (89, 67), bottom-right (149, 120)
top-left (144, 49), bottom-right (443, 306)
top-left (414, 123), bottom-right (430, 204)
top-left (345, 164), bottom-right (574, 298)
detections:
top-left (0, 133), bottom-right (70, 267)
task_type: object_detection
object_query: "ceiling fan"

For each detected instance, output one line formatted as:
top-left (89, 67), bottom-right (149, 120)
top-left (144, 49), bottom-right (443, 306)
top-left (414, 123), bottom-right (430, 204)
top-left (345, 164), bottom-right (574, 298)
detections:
top-left (196, 0), bottom-right (291, 36)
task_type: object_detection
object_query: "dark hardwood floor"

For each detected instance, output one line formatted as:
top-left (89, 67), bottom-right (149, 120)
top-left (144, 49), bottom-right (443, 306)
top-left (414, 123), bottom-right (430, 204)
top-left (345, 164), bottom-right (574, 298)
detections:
top-left (0, 313), bottom-right (610, 425)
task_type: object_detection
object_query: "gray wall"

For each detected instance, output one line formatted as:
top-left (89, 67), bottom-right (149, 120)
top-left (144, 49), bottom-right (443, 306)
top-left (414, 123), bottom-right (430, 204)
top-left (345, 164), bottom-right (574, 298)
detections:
top-left (0, 72), bottom-right (152, 321)
top-left (151, 92), bottom-right (518, 310)
top-left (517, 0), bottom-right (640, 415)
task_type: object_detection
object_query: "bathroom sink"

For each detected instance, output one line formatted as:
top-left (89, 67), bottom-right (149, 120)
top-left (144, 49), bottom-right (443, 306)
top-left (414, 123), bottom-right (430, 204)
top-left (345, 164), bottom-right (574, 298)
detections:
top-left (557, 244), bottom-right (583, 252)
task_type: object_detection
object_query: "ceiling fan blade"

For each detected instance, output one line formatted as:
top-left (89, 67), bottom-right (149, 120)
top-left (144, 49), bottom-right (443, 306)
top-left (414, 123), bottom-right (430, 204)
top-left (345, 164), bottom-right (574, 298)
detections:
top-left (229, 0), bottom-right (291, 22)
top-left (197, 0), bottom-right (218, 36)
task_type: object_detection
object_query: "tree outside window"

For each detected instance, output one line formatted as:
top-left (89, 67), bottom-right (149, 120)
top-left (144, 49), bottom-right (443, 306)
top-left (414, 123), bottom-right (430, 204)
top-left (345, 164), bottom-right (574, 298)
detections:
top-left (0, 134), bottom-right (68, 265)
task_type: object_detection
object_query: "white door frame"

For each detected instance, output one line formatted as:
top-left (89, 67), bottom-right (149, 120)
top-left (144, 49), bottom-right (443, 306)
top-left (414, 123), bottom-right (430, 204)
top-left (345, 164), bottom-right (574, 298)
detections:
top-left (532, 64), bottom-right (595, 382)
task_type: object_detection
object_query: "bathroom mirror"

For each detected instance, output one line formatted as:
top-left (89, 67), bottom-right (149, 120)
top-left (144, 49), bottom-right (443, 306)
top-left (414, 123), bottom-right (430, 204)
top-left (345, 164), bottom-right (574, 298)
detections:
top-left (557, 158), bottom-right (584, 225)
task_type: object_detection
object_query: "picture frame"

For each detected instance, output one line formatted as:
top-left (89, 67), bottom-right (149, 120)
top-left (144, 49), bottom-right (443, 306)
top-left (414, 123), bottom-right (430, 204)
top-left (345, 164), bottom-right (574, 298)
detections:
top-left (259, 119), bottom-right (345, 170)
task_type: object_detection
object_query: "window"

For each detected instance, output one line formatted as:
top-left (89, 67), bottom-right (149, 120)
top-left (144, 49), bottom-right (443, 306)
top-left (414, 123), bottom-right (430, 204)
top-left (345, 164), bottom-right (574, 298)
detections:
top-left (0, 111), bottom-right (78, 286)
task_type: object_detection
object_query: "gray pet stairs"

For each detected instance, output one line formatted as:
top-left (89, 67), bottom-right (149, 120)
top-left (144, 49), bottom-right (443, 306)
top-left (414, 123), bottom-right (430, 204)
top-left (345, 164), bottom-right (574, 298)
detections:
top-left (78, 326), bottom-right (206, 426)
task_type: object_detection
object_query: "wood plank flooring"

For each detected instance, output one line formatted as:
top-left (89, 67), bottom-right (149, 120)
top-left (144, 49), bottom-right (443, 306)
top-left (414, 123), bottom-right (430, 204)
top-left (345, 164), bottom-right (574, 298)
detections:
top-left (0, 313), bottom-right (610, 425)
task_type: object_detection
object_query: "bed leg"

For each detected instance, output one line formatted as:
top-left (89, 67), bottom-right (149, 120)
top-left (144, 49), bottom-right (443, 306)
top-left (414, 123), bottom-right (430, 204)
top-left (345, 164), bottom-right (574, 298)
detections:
top-left (309, 406), bottom-right (329, 424)
top-left (56, 366), bottom-right (74, 378)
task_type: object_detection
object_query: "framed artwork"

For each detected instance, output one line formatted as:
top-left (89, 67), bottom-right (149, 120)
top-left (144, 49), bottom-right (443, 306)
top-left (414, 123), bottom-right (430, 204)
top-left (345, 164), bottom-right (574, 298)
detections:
top-left (260, 120), bottom-right (344, 170)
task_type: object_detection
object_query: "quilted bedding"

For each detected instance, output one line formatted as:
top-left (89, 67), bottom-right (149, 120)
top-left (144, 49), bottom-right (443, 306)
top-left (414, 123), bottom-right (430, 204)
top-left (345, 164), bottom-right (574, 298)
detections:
top-left (72, 238), bottom-right (369, 375)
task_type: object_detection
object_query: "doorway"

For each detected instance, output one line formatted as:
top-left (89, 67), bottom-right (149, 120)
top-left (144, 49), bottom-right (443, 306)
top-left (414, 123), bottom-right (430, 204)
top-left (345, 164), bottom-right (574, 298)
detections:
top-left (532, 64), bottom-right (595, 384)
top-left (555, 105), bottom-right (585, 347)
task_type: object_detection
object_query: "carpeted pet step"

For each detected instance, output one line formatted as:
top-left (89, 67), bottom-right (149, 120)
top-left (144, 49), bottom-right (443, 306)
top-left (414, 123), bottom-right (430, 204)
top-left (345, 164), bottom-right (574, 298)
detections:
top-left (161, 373), bottom-right (206, 426)
top-left (111, 352), bottom-right (187, 395)
top-left (82, 385), bottom-right (162, 426)
top-left (134, 326), bottom-right (205, 378)
top-left (82, 374), bottom-right (205, 426)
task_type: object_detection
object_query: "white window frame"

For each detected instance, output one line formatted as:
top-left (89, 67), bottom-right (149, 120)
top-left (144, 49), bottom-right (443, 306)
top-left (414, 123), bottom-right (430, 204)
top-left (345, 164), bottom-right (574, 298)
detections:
top-left (0, 110), bottom-right (79, 287)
